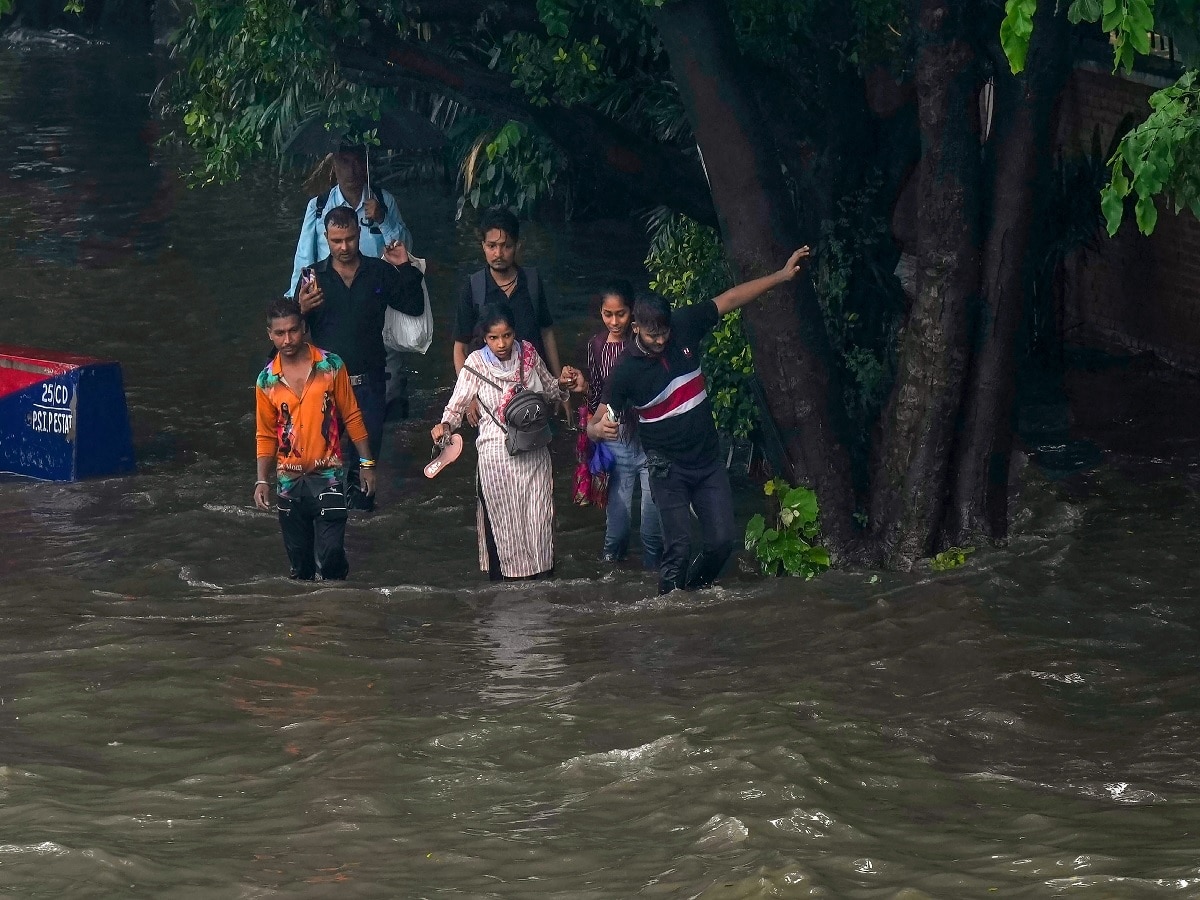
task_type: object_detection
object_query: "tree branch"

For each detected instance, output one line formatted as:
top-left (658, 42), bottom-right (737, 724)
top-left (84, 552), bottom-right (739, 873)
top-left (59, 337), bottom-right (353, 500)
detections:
top-left (336, 23), bottom-right (718, 225)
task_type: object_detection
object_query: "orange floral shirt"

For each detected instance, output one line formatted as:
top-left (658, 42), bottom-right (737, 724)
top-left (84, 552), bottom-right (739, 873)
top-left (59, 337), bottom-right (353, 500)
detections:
top-left (255, 344), bottom-right (367, 493)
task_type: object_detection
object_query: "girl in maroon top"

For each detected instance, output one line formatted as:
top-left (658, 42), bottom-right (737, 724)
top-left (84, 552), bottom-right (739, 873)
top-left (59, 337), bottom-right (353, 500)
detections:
top-left (567, 281), bottom-right (662, 568)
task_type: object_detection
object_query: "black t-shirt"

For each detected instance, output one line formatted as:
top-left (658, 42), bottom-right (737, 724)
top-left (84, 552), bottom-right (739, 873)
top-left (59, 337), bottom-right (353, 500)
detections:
top-left (306, 255), bottom-right (424, 380)
top-left (603, 300), bottom-right (721, 467)
top-left (453, 267), bottom-right (554, 363)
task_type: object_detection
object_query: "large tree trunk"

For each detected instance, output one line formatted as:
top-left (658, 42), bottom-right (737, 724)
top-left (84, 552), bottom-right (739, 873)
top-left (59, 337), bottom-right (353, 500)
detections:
top-left (943, 6), bottom-right (1072, 546)
top-left (651, 0), bottom-right (857, 551)
top-left (869, 0), bottom-right (983, 568)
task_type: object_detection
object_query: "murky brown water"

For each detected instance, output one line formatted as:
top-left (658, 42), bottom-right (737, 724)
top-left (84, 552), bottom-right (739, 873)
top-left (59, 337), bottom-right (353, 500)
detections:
top-left (3, 41), bottom-right (1200, 899)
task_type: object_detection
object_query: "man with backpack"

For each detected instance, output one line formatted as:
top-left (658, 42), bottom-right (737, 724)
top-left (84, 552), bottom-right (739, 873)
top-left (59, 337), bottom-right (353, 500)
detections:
top-left (451, 207), bottom-right (563, 426)
top-left (287, 145), bottom-right (416, 417)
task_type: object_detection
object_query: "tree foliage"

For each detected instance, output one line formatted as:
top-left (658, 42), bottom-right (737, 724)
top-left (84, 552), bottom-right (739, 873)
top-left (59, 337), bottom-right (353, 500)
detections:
top-left (1003, 0), bottom-right (1200, 236)
top-left (164, 0), bottom-right (384, 184)
top-left (1002, 0), bottom-right (1156, 76)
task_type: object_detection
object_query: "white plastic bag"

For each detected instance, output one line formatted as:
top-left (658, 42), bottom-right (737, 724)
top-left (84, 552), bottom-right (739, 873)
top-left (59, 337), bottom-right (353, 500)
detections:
top-left (383, 255), bottom-right (433, 354)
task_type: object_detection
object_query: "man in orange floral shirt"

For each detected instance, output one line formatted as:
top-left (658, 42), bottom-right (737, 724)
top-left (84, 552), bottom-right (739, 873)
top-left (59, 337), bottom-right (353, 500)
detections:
top-left (254, 297), bottom-right (376, 580)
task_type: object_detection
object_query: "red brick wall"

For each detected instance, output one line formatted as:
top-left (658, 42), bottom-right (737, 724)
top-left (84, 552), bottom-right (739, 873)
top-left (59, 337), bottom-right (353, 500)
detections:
top-left (1057, 65), bottom-right (1200, 372)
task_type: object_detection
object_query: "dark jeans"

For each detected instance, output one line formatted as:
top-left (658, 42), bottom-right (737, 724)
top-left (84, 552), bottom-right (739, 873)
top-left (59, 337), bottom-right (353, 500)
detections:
top-left (343, 378), bottom-right (386, 509)
top-left (648, 457), bottom-right (736, 594)
top-left (277, 477), bottom-right (349, 580)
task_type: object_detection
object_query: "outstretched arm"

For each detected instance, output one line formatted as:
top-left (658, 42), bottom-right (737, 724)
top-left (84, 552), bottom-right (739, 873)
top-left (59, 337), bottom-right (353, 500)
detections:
top-left (713, 246), bottom-right (811, 316)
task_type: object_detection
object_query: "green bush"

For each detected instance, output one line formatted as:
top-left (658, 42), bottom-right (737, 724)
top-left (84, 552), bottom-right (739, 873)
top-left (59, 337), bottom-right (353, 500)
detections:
top-left (744, 478), bottom-right (831, 579)
top-left (645, 215), bottom-right (759, 439)
top-left (929, 546), bottom-right (975, 571)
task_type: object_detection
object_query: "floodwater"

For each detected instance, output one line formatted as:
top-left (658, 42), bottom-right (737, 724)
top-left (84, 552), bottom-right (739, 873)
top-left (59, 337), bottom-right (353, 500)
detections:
top-left (2, 40), bottom-right (1200, 899)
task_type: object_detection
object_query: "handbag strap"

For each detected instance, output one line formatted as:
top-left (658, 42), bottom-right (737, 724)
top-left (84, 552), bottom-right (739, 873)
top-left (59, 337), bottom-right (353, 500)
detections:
top-left (462, 347), bottom-right (531, 429)
top-left (461, 363), bottom-right (503, 392)
top-left (461, 363), bottom-right (508, 433)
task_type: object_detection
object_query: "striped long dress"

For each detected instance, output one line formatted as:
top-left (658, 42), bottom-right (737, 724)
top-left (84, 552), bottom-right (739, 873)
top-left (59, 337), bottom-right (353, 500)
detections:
top-left (440, 342), bottom-right (566, 578)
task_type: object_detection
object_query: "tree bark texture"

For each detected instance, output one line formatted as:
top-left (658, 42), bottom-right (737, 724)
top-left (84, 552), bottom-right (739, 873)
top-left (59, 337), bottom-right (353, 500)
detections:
top-left (944, 7), bottom-right (1072, 547)
top-left (652, 0), bottom-right (857, 551)
top-left (869, 0), bottom-right (983, 568)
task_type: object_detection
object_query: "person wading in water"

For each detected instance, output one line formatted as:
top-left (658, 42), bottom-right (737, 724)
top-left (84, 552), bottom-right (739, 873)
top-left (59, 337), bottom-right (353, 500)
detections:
top-left (588, 247), bottom-right (811, 594)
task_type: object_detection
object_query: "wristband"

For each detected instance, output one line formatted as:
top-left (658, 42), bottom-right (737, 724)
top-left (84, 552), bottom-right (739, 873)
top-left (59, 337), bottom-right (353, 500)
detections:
top-left (358, 458), bottom-right (376, 468)
top-left (254, 480), bottom-right (269, 486)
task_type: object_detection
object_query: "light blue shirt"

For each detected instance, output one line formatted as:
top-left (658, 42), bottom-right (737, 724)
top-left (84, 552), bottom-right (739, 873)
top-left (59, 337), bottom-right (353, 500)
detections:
top-left (286, 184), bottom-right (413, 296)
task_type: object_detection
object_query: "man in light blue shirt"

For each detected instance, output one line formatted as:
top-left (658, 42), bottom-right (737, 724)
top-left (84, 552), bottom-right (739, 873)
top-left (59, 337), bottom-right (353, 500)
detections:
top-left (288, 146), bottom-right (417, 416)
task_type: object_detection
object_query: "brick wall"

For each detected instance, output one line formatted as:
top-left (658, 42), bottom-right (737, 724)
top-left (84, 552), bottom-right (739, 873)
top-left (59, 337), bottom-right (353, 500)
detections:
top-left (1056, 64), bottom-right (1200, 372)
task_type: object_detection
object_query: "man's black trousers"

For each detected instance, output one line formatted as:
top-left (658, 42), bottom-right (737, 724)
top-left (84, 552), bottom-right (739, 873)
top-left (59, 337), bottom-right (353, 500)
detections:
top-left (648, 457), bottom-right (736, 594)
top-left (277, 477), bottom-right (349, 580)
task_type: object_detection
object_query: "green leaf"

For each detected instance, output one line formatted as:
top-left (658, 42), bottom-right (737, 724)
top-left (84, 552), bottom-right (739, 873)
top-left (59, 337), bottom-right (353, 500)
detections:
top-left (1126, 0), bottom-right (1154, 32)
top-left (1101, 184), bottom-right (1126, 235)
top-left (999, 0), bottom-right (1037, 73)
top-left (745, 514), bottom-right (766, 548)
top-left (1102, 0), bottom-right (1124, 32)
top-left (1111, 165), bottom-right (1130, 197)
top-left (1127, 25), bottom-right (1151, 56)
top-left (1068, 0), bottom-right (1103, 23)
top-left (782, 487), bottom-right (819, 525)
top-left (1135, 194), bottom-right (1159, 233)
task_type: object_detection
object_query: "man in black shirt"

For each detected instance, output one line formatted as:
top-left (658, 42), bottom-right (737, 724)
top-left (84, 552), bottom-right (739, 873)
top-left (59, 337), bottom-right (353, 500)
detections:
top-left (451, 207), bottom-right (561, 423)
top-left (589, 247), bottom-right (811, 594)
top-left (296, 205), bottom-right (425, 509)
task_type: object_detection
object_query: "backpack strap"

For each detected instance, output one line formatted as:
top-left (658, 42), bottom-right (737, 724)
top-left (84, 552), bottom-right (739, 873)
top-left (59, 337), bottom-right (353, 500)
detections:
top-left (471, 266), bottom-right (539, 310)
top-left (524, 266), bottom-right (540, 305)
top-left (470, 269), bottom-right (488, 310)
top-left (314, 188), bottom-right (331, 220)
top-left (314, 185), bottom-right (387, 222)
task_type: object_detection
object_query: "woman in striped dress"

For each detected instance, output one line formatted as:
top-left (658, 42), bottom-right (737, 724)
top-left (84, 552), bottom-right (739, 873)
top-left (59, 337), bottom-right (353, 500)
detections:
top-left (432, 302), bottom-right (569, 580)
